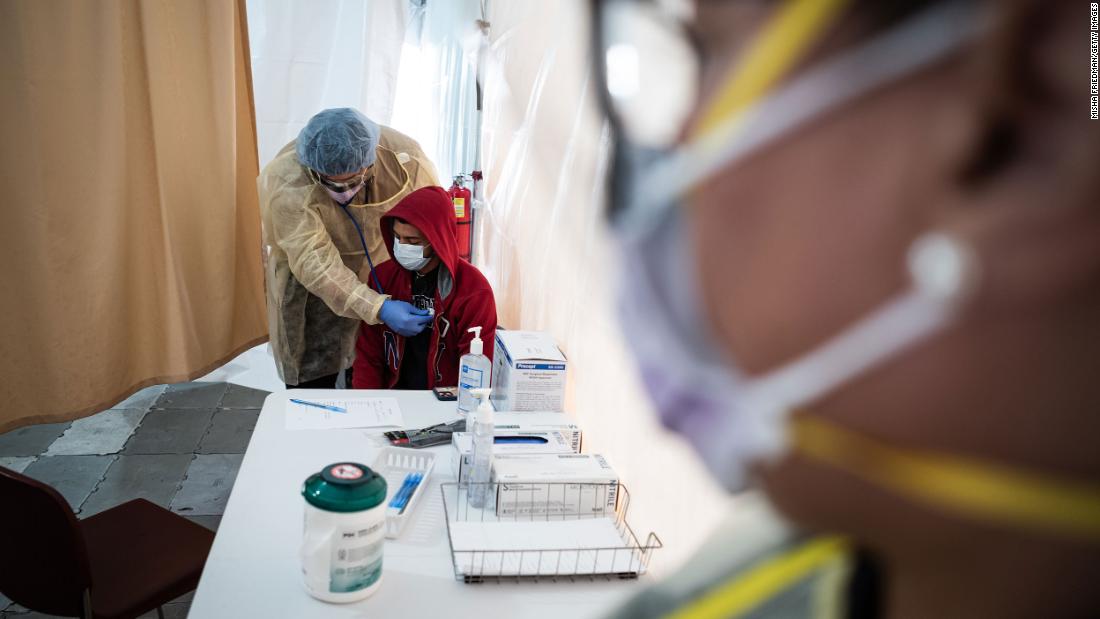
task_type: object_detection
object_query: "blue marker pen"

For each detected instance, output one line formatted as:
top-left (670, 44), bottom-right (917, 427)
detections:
top-left (388, 473), bottom-right (417, 509)
top-left (290, 398), bottom-right (347, 414)
top-left (398, 473), bottom-right (424, 514)
top-left (388, 473), bottom-right (423, 513)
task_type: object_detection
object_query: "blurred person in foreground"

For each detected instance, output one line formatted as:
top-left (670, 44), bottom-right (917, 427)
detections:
top-left (595, 0), bottom-right (1100, 617)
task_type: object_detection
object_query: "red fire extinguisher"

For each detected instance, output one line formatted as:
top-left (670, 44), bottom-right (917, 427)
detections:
top-left (449, 175), bottom-right (472, 261)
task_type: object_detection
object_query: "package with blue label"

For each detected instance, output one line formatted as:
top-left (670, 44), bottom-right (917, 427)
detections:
top-left (490, 330), bottom-right (568, 412)
top-left (452, 430), bottom-right (575, 482)
top-left (492, 411), bottom-right (582, 452)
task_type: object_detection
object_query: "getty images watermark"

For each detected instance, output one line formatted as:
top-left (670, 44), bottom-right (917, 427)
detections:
top-left (1092, 3), bottom-right (1099, 119)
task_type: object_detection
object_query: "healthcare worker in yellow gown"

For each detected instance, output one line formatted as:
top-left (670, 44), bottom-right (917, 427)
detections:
top-left (259, 108), bottom-right (439, 388)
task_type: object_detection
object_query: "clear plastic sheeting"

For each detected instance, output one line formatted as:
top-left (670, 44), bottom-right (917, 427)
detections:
top-left (391, 0), bottom-right (483, 183)
top-left (246, 0), bottom-right (409, 167)
top-left (474, 1), bottom-right (735, 573)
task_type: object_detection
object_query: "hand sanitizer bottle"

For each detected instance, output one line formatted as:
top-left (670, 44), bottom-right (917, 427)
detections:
top-left (457, 327), bottom-right (491, 415)
top-left (467, 388), bottom-right (494, 508)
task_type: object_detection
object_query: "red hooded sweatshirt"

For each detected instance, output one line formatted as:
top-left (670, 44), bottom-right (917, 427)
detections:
top-left (352, 186), bottom-right (497, 389)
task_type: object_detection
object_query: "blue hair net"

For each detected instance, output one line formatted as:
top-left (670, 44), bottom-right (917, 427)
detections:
top-left (296, 108), bottom-right (381, 175)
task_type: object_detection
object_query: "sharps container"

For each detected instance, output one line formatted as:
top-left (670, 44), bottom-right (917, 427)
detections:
top-left (300, 462), bottom-right (388, 603)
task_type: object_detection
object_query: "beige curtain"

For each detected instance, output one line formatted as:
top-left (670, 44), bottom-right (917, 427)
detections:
top-left (0, 0), bottom-right (267, 433)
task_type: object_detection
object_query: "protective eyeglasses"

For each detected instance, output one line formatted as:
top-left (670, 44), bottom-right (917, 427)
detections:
top-left (592, 0), bottom-right (847, 148)
top-left (591, 0), bottom-right (700, 150)
top-left (591, 0), bottom-right (791, 221)
top-left (592, 0), bottom-right (860, 224)
top-left (316, 166), bottom-right (373, 191)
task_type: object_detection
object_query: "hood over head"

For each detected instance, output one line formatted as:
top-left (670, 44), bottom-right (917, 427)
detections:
top-left (380, 186), bottom-right (460, 281)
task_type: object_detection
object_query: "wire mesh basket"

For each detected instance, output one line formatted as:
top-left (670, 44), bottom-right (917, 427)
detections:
top-left (440, 481), bottom-right (662, 583)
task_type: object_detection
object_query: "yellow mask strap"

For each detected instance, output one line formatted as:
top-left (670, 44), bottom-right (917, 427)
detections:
top-left (692, 0), bottom-right (853, 137)
top-left (665, 536), bottom-right (850, 619)
top-left (792, 416), bottom-right (1100, 542)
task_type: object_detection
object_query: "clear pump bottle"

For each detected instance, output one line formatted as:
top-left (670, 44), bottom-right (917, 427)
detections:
top-left (457, 326), bottom-right (491, 415)
top-left (466, 388), bottom-right (494, 508)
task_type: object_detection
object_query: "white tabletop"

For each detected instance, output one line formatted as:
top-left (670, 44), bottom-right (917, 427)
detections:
top-left (189, 390), bottom-right (645, 618)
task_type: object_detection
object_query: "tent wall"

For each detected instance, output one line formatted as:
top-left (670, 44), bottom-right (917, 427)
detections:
top-left (246, 0), bottom-right (409, 167)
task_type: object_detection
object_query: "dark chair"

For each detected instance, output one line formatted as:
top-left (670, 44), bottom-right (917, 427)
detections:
top-left (0, 466), bottom-right (214, 619)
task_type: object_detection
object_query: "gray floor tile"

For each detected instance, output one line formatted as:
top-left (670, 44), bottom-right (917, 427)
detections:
top-left (21, 455), bottom-right (114, 511)
top-left (137, 600), bottom-right (190, 619)
top-left (46, 409), bottom-right (146, 456)
top-left (186, 515), bottom-right (222, 531)
top-left (154, 382), bottom-right (228, 409)
top-left (79, 454), bottom-right (193, 517)
top-left (198, 409), bottom-right (259, 454)
top-left (219, 384), bottom-right (271, 408)
top-left (116, 384), bottom-right (168, 410)
top-left (123, 408), bottom-right (215, 455)
top-left (163, 602), bottom-right (191, 619)
top-left (0, 422), bottom-right (70, 457)
top-left (171, 453), bottom-right (244, 516)
top-left (173, 591), bottom-right (195, 605)
top-left (0, 456), bottom-right (37, 474)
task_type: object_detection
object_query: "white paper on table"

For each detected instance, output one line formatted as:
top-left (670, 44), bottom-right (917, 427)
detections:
top-left (448, 519), bottom-right (647, 577)
top-left (285, 397), bottom-right (404, 430)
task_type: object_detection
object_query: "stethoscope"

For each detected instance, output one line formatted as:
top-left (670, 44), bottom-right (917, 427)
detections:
top-left (313, 147), bottom-right (413, 296)
top-left (335, 193), bottom-right (385, 294)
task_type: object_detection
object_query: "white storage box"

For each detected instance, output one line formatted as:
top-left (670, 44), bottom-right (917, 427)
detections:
top-left (492, 454), bottom-right (619, 518)
top-left (451, 431), bottom-right (575, 483)
top-left (491, 331), bottom-right (567, 412)
top-left (492, 411), bottom-right (582, 452)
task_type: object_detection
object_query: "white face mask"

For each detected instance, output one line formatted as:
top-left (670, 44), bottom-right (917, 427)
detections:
top-left (613, 1), bottom-right (985, 491)
top-left (394, 240), bottom-right (431, 271)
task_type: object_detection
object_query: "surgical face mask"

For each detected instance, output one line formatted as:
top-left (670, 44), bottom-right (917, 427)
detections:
top-left (394, 241), bottom-right (431, 272)
top-left (612, 1), bottom-right (985, 491)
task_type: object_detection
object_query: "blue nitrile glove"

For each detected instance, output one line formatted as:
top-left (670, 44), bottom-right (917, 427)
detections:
top-left (379, 300), bottom-right (433, 337)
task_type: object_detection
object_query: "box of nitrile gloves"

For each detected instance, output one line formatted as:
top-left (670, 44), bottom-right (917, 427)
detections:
top-left (492, 411), bottom-right (582, 453)
top-left (491, 330), bottom-right (568, 412)
top-left (492, 453), bottom-right (619, 518)
top-left (451, 431), bottom-right (574, 483)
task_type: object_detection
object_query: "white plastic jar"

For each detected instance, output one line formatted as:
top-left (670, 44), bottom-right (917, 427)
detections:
top-left (300, 462), bottom-right (388, 603)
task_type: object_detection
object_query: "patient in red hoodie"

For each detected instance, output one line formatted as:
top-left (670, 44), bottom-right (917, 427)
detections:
top-left (353, 186), bottom-right (497, 389)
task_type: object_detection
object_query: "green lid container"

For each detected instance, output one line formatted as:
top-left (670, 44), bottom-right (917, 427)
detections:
top-left (302, 462), bottom-right (388, 513)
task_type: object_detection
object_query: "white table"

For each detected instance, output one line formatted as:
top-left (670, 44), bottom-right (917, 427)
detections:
top-left (190, 390), bottom-right (646, 618)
